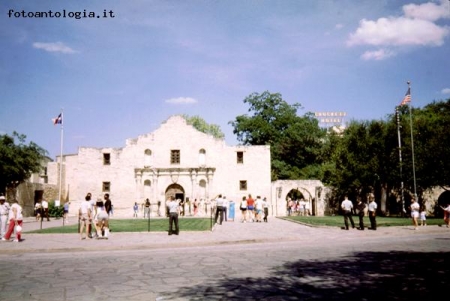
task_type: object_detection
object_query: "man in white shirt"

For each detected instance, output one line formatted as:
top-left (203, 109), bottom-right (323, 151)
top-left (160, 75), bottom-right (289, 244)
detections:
top-left (42, 199), bottom-right (50, 221)
top-left (341, 195), bottom-right (355, 230)
top-left (368, 194), bottom-right (378, 230)
top-left (0, 196), bottom-right (10, 239)
top-left (214, 194), bottom-right (224, 225)
top-left (223, 196), bottom-right (229, 222)
top-left (254, 196), bottom-right (264, 222)
top-left (167, 196), bottom-right (180, 235)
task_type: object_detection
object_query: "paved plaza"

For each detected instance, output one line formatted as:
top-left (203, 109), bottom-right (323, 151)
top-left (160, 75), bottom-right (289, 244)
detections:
top-left (1, 216), bottom-right (450, 300)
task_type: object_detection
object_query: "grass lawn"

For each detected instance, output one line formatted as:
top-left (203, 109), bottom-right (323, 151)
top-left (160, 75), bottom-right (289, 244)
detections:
top-left (26, 218), bottom-right (212, 234)
top-left (282, 215), bottom-right (445, 227)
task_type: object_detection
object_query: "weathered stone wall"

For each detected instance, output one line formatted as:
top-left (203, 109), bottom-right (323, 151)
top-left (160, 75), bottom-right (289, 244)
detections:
top-left (271, 180), bottom-right (328, 216)
top-left (46, 115), bottom-right (271, 217)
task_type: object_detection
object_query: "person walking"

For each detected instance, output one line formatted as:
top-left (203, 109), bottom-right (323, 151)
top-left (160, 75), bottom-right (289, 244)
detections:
top-left (263, 197), bottom-right (269, 223)
top-left (167, 196), bottom-right (180, 235)
top-left (2, 199), bottom-right (23, 242)
top-left (368, 194), bottom-right (378, 230)
top-left (240, 196), bottom-right (248, 223)
top-left (34, 201), bottom-right (42, 221)
top-left (214, 194), bottom-right (224, 225)
top-left (419, 205), bottom-right (427, 226)
top-left (247, 194), bottom-right (255, 222)
top-left (63, 201), bottom-right (70, 224)
top-left (440, 204), bottom-right (450, 227)
top-left (223, 196), bottom-right (229, 222)
top-left (0, 196), bottom-right (10, 239)
top-left (42, 198), bottom-right (50, 221)
top-left (254, 196), bottom-right (263, 222)
top-left (79, 195), bottom-right (92, 240)
top-left (143, 198), bottom-right (151, 219)
top-left (341, 195), bottom-right (355, 230)
top-left (356, 197), bottom-right (366, 230)
top-left (193, 199), bottom-right (199, 216)
top-left (104, 194), bottom-right (112, 217)
top-left (410, 196), bottom-right (420, 230)
top-left (133, 202), bottom-right (139, 218)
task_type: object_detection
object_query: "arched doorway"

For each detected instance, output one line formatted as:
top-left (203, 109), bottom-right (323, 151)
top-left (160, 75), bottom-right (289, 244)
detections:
top-left (165, 184), bottom-right (185, 202)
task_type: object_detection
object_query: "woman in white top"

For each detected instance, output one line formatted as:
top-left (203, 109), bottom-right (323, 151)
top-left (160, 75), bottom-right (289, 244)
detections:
top-left (2, 200), bottom-right (23, 242)
top-left (410, 197), bottom-right (420, 230)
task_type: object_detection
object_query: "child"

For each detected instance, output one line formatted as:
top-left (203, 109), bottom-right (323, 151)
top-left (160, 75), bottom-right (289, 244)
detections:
top-left (133, 202), bottom-right (139, 218)
top-left (419, 205), bottom-right (427, 226)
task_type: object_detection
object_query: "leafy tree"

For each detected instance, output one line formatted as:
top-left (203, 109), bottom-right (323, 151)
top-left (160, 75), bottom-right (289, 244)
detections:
top-left (0, 132), bottom-right (47, 195)
top-left (398, 99), bottom-right (450, 192)
top-left (230, 91), bottom-right (326, 180)
top-left (182, 115), bottom-right (225, 139)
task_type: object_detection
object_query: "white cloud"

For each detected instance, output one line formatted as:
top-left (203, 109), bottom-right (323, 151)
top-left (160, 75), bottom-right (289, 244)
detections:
top-left (442, 88), bottom-right (450, 94)
top-left (347, 17), bottom-right (449, 47)
top-left (347, 1), bottom-right (450, 58)
top-left (361, 49), bottom-right (396, 60)
top-left (33, 42), bottom-right (76, 54)
top-left (403, 1), bottom-right (450, 21)
top-left (335, 23), bottom-right (344, 30)
top-left (165, 97), bottom-right (198, 104)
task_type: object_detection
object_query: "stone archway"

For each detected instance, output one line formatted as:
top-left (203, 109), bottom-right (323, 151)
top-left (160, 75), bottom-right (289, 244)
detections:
top-left (165, 184), bottom-right (185, 202)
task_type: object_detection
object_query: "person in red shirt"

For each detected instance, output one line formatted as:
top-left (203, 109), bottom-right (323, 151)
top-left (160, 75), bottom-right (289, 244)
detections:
top-left (246, 194), bottom-right (255, 222)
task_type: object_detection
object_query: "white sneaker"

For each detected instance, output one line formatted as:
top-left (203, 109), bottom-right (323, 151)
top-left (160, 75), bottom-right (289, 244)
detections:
top-left (1, 238), bottom-right (6, 241)
top-left (13, 239), bottom-right (19, 242)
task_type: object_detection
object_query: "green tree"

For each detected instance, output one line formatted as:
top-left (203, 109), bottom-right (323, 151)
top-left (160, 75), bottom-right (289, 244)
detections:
top-left (230, 91), bottom-right (326, 180)
top-left (182, 115), bottom-right (225, 139)
top-left (398, 99), bottom-right (450, 192)
top-left (0, 132), bottom-right (47, 195)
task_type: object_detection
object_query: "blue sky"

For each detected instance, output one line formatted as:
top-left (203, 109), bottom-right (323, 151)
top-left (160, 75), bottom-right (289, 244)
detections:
top-left (1, 0), bottom-right (449, 159)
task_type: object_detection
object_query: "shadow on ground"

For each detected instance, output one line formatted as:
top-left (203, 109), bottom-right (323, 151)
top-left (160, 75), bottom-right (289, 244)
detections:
top-left (164, 251), bottom-right (450, 300)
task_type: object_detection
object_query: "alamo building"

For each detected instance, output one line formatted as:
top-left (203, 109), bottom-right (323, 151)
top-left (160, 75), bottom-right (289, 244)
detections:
top-left (28, 115), bottom-right (328, 217)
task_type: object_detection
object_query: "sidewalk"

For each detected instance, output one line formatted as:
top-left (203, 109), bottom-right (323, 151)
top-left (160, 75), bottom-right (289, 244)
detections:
top-left (1, 215), bottom-right (448, 255)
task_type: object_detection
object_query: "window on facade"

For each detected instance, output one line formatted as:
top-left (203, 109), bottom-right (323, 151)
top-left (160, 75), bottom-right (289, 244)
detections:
top-left (199, 149), bottom-right (206, 166)
top-left (237, 151), bottom-right (244, 164)
top-left (239, 180), bottom-right (247, 191)
top-left (103, 153), bottom-right (111, 165)
top-left (171, 150), bottom-right (180, 164)
top-left (102, 182), bottom-right (111, 192)
top-left (144, 149), bottom-right (152, 167)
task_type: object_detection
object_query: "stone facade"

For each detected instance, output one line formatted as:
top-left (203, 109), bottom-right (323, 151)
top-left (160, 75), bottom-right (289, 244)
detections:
top-left (47, 116), bottom-right (271, 217)
top-left (271, 180), bottom-right (329, 217)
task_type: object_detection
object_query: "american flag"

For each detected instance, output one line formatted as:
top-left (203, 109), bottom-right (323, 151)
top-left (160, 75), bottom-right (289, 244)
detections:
top-left (400, 87), bottom-right (411, 106)
top-left (52, 113), bottom-right (62, 125)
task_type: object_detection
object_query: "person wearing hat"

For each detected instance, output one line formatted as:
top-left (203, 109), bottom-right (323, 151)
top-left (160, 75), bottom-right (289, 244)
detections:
top-left (0, 196), bottom-right (10, 239)
top-left (2, 199), bottom-right (23, 242)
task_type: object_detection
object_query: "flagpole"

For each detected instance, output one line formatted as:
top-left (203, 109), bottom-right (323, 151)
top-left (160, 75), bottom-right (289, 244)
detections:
top-left (58, 110), bottom-right (64, 207)
top-left (396, 107), bottom-right (405, 214)
top-left (406, 81), bottom-right (418, 197)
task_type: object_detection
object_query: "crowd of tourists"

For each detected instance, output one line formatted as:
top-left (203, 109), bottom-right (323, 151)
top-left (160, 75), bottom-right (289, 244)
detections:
top-left (78, 193), bottom-right (112, 240)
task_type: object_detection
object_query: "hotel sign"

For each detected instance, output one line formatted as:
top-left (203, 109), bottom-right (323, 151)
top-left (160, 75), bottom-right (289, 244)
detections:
top-left (314, 112), bottom-right (347, 124)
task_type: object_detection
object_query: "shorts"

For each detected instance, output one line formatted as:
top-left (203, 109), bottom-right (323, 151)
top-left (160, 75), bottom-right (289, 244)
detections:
top-left (411, 211), bottom-right (419, 219)
top-left (248, 206), bottom-right (254, 210)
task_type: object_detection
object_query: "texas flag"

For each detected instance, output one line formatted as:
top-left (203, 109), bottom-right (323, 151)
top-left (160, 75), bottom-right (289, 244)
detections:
top-left (52, 113), bottom-right (62, 125)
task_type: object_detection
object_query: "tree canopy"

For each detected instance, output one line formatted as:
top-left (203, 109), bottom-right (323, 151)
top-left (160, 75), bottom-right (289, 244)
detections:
top-left (230, 91), bottom-right (326, 180)
top-left (231, 90), bottom-right (450, 214)
top-left (0, 132), bottom-right (47, 194)
top-left (321, 98), bottom-right (450, 213)
top-left (182, 115), bottom-right (225, 139)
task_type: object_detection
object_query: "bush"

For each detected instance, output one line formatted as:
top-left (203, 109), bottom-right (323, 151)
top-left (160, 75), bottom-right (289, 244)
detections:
top-left (48, 201), bottom-right (64, 218)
